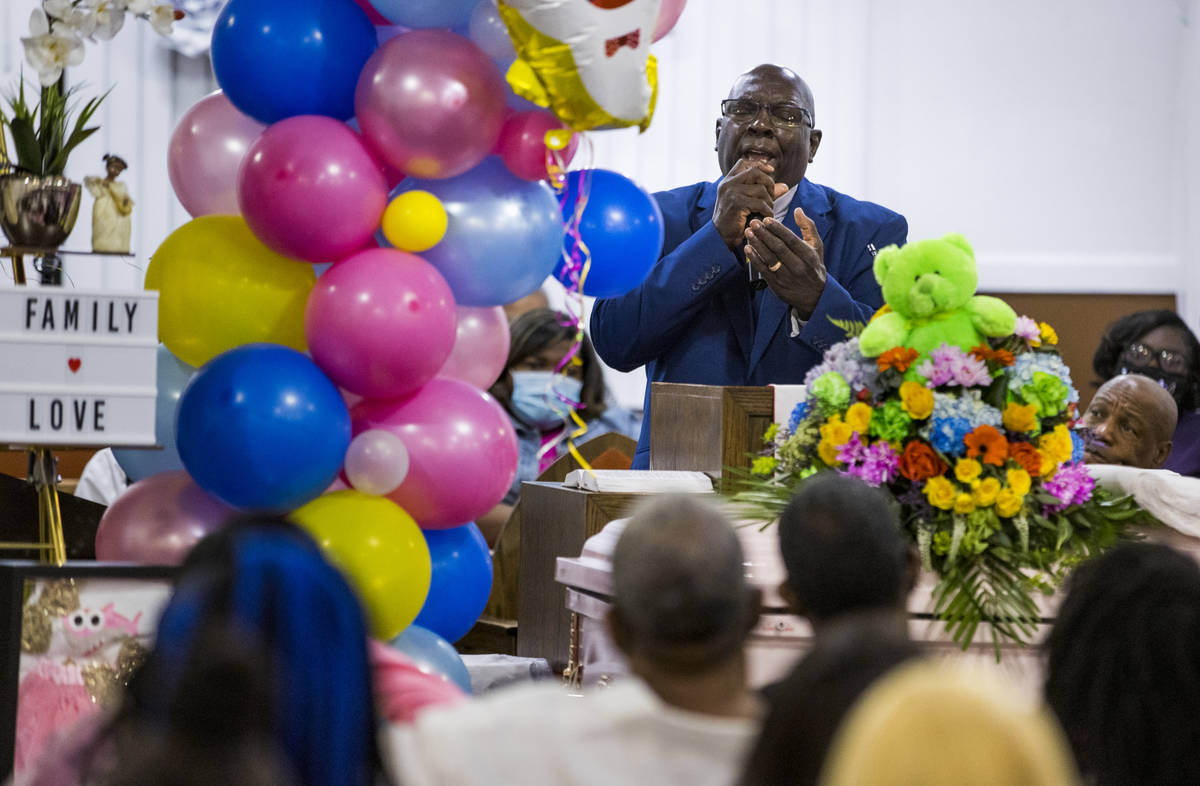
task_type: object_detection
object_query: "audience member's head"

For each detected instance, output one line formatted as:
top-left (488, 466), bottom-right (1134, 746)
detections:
top-left (1044, 542), bottom-right (1200, 786)
top-left (609, 495), bottom-right (758, 678)
top-left (502, 288), bottom-right (550, 323)
top-left (1093, 309), bottom-right (1200, 412)
top-left (1080, 374), bottom-right (1177, 468)
top-left (489, 308), bottom-right (607, 428)
top-left (740, 619), bottom-right (921, 786)
top-left (110, 516), bottom-right (379, 786)
top-left (821, 661), bottom-right (1080, 786)
top-left (777, 473), bottom-right (913, 627)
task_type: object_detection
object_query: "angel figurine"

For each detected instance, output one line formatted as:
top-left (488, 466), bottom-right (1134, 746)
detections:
top-left (84, 154), bottom-right (134, 253)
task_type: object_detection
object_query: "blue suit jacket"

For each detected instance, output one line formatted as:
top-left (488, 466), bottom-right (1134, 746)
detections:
top-left (590, 177), bottom-right (907, 467)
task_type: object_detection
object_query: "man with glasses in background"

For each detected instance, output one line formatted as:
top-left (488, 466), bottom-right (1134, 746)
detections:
top-left (591, 64), bottom-right (908, 468)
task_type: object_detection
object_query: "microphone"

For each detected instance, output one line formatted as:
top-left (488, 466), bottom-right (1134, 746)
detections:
top-left (747, 212), bottom-right (768, 291)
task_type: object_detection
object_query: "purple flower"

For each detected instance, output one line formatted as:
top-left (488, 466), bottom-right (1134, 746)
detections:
top-left (837, 432), bottom-right (869, 465)
top-left (1013, 315), bottom-right (1040, 342)
top-left (916, 344), bottom-right (993, 388)
top-left (1042, 462), bottom-right (1096, 513)
top-left (839, 435), bottom-right (899, 487)
top-left (859, 440), bottom-right (901, 486)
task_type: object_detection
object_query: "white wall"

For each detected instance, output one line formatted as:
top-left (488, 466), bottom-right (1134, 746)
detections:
top-left (2, 0), bottom-right (1197, 408)
top-left (1, 0), bottom-right (216, 291)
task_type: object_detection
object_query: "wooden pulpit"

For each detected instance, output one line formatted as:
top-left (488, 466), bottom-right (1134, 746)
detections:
top-left (648, 383), bottom-right (774, 477)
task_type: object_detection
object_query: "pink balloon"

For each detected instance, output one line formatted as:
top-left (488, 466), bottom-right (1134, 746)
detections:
top-left (168, 91), bottom-right (266, 217)
top-left (652, 0), bottom-right (688, 42)
top-left (238, 115), bottom-right (388, 262)
top-left (354, 30), bottom-right (507, 179)
top-left (496, 110), bottom-right (579, 181)
top-left (94, 471), bottom-right (235, 564)
top-left (306, 247), bottom-right (457, 398)
top-left (345, 429), bottom-right (410, 495)
top-left (438, 306), bottom-right (510, 389)
top-left (352, 378), bottom-right (518, 528)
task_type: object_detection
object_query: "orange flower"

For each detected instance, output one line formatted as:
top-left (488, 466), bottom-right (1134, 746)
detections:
top-left (970, 346), bottom-right (1015, 366)
top-left (964, 425), bottom-right (1008, 466)
top-left (877, 347), bottom-right (920, 373)
top-left (1008, 441), bottom-right (1042, 476)
top-left (898, 442), bottom-right (948, 481)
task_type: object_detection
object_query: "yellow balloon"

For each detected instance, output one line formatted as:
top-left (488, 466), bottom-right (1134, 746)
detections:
top-left (380, 190), bottom-right (448, 253)
top-left (145, 215), bottom-right (315, 367)
top-left (292, 490), bottom-right (432, 640)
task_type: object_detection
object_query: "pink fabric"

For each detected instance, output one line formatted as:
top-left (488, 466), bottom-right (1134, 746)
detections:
top-left (370, 641), bottom-right (465, 725)
top-left (14, 669), bottom-right (96, 778)
top-left (19, 711), bottom-right (110, 786)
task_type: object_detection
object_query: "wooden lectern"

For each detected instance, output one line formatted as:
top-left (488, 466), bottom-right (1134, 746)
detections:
top-left (514, 383), bottom-right (777, 667)
top-left (648, 383), bottom-right (774, 479)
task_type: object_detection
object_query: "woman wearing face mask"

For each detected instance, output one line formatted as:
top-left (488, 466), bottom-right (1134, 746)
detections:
top-left (477, 308), bottom-right (641, 542)
top-left (1093, 310), bottom-right (1200, 477)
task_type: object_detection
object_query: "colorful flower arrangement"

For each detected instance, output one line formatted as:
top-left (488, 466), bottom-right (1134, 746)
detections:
top-left (733, 317), bottom-right (1157, 652)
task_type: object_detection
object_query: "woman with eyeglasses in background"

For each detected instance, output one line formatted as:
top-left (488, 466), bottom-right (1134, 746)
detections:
top-left (1092, 310), bottom-right (1200, 477)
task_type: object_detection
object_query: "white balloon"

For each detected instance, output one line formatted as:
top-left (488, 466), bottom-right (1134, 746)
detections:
top-left (345, 429), bottom-right (410, 496)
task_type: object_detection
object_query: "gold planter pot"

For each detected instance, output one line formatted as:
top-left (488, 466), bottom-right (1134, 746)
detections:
top-left (0, 174), bottom-right (82, 249)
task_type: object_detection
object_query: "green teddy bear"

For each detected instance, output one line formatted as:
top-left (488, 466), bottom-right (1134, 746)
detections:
top-left (858, 233), bottom-right (1016, 368)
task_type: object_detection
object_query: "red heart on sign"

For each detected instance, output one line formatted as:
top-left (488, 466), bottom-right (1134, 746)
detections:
top-left (68, 358), bottom-right (81, 373)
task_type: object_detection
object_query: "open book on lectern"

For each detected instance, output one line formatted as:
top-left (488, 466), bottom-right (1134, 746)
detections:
top-left (562, 469), bottom-right (714, 494)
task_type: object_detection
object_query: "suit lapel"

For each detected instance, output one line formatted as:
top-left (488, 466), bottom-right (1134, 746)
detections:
top-left (696, 181), bottom-right (753, 365)
top-left (747, 180), bottom-right (833, 372)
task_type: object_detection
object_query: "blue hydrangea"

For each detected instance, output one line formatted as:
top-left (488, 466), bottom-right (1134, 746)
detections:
top-left (925, 390), bottom-right (1003, 430)
top-left (928, 416), bottom-right (973, 456)
top-left (788, 400), bottom-right (810, 432)
top-left (1070, 429), bottom-right (1085, 463)
top-left (1009, 352), bottom-right (1079, 404)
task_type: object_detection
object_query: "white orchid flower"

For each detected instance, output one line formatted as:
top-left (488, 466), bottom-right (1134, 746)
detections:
top-left (84, 0), bottom-right (126, 41)
top-left (125, 0), bottom-right (154, 14)
top-left (22, 8), bottom-right (85, 85)
top-left (146, 4), bottom-right (175, 35)
top-left (43, 0), bottom-right (100, 41)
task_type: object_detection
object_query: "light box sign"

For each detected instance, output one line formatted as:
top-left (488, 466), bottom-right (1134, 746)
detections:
top-left (0, 286), bottom-right (159, 447)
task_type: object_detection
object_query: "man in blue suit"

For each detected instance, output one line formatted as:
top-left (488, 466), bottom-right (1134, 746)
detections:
top-left (591, 64), bottom-right (908, 468)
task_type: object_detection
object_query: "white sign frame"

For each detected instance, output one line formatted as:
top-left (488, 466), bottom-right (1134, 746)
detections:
top-left (0, 286), bottom-right (159, 448)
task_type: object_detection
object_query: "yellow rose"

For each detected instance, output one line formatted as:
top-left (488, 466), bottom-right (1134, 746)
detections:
top-left (1038, 424), bottom-right (1073, 465)
top-left (973, 477), bottom-right (1001, 506)
top-left (819, 416), bottom-right (853, 448)
top-left (954, 458), bottom-right (982, 483)
top-left (845, 402), bottom-right (873, 434)
top-left (953, 493), bottom-right (976, 514)
top-left (899, 381), bottom-right (934, 420)
top-left (1002, 402), bottom-right (1039, 433)
top-left (1038, 449), bottom-right (1058, 477)
top-left (818, 439), bottom-right (843, 466)
top-left (1039, 321), bottom-right (1059, 345)
top-left (1006, 468), bottom-right (1031, 496)
top-left (996, 488), bottom-right (1024, 517)
top-left (924, 476), bottom-right (956, 510)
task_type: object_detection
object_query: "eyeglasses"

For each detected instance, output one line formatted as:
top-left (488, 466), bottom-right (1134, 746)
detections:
top-left (720, 99), bottom-right (812, 128)
top-left (1122, 342), bottom-right (1191, 374)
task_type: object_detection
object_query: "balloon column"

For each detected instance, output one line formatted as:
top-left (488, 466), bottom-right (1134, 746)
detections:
top-left (114, 0), bottom-right (688, 652)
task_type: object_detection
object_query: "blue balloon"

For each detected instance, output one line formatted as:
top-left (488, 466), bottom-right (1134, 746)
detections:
top-left (555, 169), bottom-right (664, 298)
top-left (385, 157), bottom-right (564, 306)
top-left (370, 0), bottom-right (476, 29)
top-left (412, 523), bottom-right (493, 643)
top-left (211, 0), bottom-right (377, 124)
top-left (113, 345), bottom-right (195, 482)
top-left (389, 625), bottom-right (472, 693)
top-left (176, 344), bottom-right (351, 511)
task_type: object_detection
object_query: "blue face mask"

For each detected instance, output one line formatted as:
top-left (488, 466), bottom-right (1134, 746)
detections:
top-left (510, 370), bottom-right (583, 429)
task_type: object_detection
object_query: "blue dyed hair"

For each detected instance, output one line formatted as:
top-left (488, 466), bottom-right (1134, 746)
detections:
top-left (141, 517), bottom-right (378, 786)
